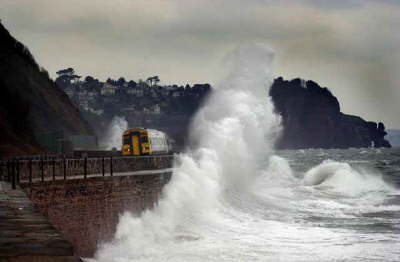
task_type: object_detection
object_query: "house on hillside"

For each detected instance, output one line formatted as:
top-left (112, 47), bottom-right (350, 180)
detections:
top-left (64, 85), bottom-right (75, 99)
top-left (172, 90), bottom-right (183, 97)
top-left (77, 90), bottom-right (89, 110)
top-left (127, 87), bottom-right (144, 97)
top-left (121, 106), bottom-right (136, 113)
top-left (86, 91), bottom-right (98, 102)
top-left (101, 83), bottom-right (118, 95)
top-left (143, 104), bottom-right (161, 115)
top-left (151, 90), bottom-right (158, 98)
top-left (88, 108), bottom-right (103, 115)
top-left (165, 85), bottom-right (178, 91)
top-left (79, 100), bottom-right (89, 111)
top-left (160, 88), bottom-right (169, 96)
top-left (153, 104), bottom-right (161, 114)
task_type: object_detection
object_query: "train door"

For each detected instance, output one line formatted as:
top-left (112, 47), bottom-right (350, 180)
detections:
top-left (132, 135), bottom-right (140, 155)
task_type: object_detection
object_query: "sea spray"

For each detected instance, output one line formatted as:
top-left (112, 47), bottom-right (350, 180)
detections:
top-left (101, 116), bottom-right (128, 150)
top-left (88, 46), bottom-right (400, 262)
top-left (303, 160), bottom-right (395, 196)
top-left (91, 44), bottom-right (281, 261)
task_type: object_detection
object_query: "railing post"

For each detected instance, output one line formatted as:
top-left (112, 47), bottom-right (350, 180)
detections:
top-left (102, 157), bottom-right (105, 177)
top-left (11, 161), bottom-right (16, 190)
top-left (41, 158), bottom-right (44, 182)
top-left (84, 157), bottom-right (87, 179)
top-left (0, 162), bottom-right (3, 181)
top-left (6, 161), bottom-right (10, 182)
top-left (110, 157), bottom-right (113, 176)
top-left (63, 158), bottom-right (66, 180)
top-left (29, 159), bottom-right (32, 183)
top-left (52, 159), bottom-right (55, 181)
top-left (16, 160), bottom-right (20, 184)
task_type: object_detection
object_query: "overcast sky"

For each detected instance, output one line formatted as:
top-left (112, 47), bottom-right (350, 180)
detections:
top-left (1, 0), bottom-right (399, 128)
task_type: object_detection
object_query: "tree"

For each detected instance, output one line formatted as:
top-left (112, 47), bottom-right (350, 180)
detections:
top-left (70, 74), bottom-right (81, 84)
top-left (56, 67), bottom-right (74, 76)
top-left (146, 76), bottom-right (154, 86)
top-left (85, 76), bottom-right (95, 83)
top-left (128, 80), bottom-right (137, 88)
top-left (153, 76), bottom-right (160, 86)
top-left (138, 79), bottom-right (148, 88)
top-left (117, 77), bottom-right (126, 87)
top-left (146, 76), bottom-right (160, 87)
top-left (83, 76), bottom-right (101, 91)
top-left (55, 68), bottom-right (78, 89)
top-left (106, 78), bottom-right (116, 85)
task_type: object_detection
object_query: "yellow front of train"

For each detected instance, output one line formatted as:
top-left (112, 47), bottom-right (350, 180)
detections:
top-left (121, 128), bottom-right (151, 156)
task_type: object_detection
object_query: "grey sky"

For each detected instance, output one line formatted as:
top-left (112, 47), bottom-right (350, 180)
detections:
top-left (1, 0), bottom-right (399, 128)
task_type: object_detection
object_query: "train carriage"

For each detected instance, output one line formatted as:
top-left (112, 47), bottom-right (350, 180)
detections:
top-left (122, 128), bottom-right (169, 156)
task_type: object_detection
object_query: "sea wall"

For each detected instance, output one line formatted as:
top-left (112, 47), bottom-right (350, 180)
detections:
top-left (0, 182), bottom-right (81, 262)
top-left (20, 172), bottom-right (172, 257)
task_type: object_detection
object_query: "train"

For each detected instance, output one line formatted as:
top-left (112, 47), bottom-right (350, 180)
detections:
top-left (121, 128), bottom-right (170, 156)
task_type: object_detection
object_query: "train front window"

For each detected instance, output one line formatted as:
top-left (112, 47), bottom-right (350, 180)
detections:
top-left (141, 136), bottom-right (148, 143)
top-left (123, 136), bottom-right (130, 145)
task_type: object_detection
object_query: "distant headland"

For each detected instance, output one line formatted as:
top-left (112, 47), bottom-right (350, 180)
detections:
top-left (270, 77), bottom-right (391, 149)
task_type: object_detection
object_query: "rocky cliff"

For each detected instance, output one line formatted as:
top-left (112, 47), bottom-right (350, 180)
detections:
top-left (0, 22), bottom-right (94, 157)
top-left (269, 77), bottom-right (391, 149)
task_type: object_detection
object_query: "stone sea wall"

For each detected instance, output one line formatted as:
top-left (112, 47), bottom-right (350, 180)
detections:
top-left (21, 172), bottom-right (172, 257)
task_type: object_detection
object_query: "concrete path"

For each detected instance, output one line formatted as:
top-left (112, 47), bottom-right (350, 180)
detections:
top-left (0, 181), bottom-right (80, 262)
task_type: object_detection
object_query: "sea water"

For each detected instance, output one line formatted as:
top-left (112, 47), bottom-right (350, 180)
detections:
top-left (89, 44), bottom-right (400, 262)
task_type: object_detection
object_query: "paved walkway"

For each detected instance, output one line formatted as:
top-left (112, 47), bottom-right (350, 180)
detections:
top-left (0, 181), bottom-right (79, 261)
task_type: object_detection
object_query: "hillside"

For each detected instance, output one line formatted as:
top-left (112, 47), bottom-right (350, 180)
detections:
top-left (0, 22), bottom-right (94, 157)
top-left (269, 77), bottom-right (391, 149)
top-left (55, 68), bottom-right (211, 148)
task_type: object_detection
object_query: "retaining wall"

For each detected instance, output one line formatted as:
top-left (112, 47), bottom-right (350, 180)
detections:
top-left (21, 172), bottom-right (172, 257)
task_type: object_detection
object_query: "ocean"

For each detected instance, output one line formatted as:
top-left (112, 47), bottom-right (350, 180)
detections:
top-left (88, 45), bottom-right (400, 262)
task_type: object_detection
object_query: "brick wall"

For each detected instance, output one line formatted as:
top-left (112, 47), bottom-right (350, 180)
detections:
top-left (21, 172), bottom-right (171, 257)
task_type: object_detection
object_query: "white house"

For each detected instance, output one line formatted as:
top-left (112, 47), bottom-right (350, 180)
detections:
top-left (87, 91), bottom-right (98, 102)
top-left (64, 86), bottom-right (75, 99)
top-left (127, 88), bottom-right (144, 97)
top-left (121, 106), bottom-right (136, 113)
top-left (79, 99), bottom-right (89, 111)
top-left (172, 91), bottom-right (183, 97)
top-left (78, 90), bottom-right (89, 106)
top-left (153, 104), bottom-right (161, 114)
top-left (101, 83), bottom-right (117, 95)
top-left (88, 108), bottom-right (103, 115)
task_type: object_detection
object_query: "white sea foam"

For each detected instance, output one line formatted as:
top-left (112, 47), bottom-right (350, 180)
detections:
top-left (303, 160), bottom-right (395, 197)
top-left (91, 44), bottom-right (281, 261)
top-left (89, 45), bottom-right (400, 262)
top-left (101, 116), bottom-right (128, 150)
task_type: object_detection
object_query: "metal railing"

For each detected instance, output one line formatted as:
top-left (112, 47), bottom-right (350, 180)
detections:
top-left (0, 155), bottom-right (173, 189)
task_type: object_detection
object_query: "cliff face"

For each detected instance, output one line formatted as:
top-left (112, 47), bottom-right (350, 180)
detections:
top-left (0, 22), bottom-right (94, 157)
top-left (270, 77), bottom-right (391, 149)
